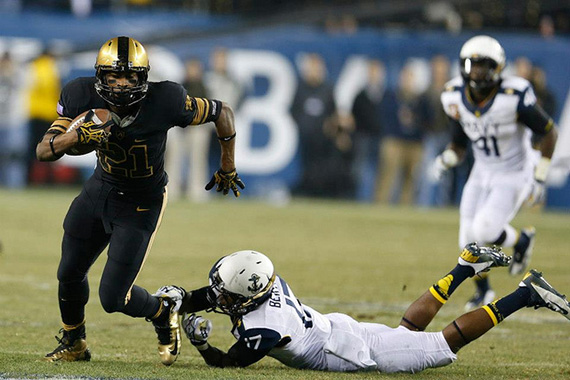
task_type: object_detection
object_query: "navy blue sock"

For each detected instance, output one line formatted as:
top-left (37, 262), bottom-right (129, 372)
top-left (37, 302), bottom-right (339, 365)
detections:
top-left (474, 275), bottom-right (490, 293)
top-left (515, 232), bottom-right (530, 252)
top-left (430, 264), bottom-right (474, 303)
top-left (483, 287), bottom-right (531, 325)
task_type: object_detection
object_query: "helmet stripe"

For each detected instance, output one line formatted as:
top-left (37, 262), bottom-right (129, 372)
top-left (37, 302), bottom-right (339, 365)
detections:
top-left (117, 36), bottom-right (129, 69)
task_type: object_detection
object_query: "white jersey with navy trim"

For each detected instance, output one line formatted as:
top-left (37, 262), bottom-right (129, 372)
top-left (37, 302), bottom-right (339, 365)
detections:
top-left (231, 276), bottom-right (457, 373)
top-left (441, 75), bottom-right (537, 172)
top-left (232, 275), bottom-right (332, 370)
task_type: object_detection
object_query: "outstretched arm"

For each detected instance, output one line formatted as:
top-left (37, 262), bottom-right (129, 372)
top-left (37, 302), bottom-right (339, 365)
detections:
top-left (445, 118), bottom-right (469, 163)
top-left (182, 313), bottom-right (273, 368)
top-left (537, 126), bottom-right (557, 160)
top-left (518, 102), bottom-right (558, 205)
top-left (205, 102), bottom-right (245, 197)
top-left (431, 119), bottom-right (468, 181)
top-left (179, 287), bottom-right (213, 314)
top-left (195, 340), bottom-right (269, 368)
top-left (214, 102), bottom-right (236, 172)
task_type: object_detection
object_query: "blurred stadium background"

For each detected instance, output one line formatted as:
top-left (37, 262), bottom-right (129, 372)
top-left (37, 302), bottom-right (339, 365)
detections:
top-left (0, 0), bottom-right (569, 208)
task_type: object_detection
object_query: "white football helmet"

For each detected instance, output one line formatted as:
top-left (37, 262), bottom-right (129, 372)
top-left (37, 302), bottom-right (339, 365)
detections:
top-left (207, 250), bottom-right (275, 316)
top-left (459, 35), bottom-right (505, 92)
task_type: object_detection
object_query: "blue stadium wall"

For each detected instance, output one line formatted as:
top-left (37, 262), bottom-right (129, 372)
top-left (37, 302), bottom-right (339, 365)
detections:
top-left (2, 12), bottom-right (569, 208)
top-left (159, 27), bottom-right (570, 208)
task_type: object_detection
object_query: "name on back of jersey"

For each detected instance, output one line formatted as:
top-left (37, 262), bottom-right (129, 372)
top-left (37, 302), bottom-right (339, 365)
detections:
top-left (269, 285), bottom-right (282, 308)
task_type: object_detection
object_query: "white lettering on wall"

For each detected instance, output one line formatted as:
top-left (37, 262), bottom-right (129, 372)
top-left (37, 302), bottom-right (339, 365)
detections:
top-left (231, 49), bottom-right (298, 174)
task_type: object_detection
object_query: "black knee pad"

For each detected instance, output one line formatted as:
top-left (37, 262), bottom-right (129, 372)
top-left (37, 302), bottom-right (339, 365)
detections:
top-left (99, 283), bottom-right (127, 314)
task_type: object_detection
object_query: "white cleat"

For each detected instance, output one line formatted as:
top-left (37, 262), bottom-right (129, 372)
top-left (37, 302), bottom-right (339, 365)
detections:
top-left (458, 242), bottom-right (511, 276)
top-left (520, 269), bottom-right (570, 320)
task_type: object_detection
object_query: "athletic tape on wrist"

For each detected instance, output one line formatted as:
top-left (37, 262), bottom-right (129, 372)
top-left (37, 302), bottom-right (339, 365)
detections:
top-left (441, 149), bottom-right (459, 168)
top-left (534, 157), bottom-right (551, 182)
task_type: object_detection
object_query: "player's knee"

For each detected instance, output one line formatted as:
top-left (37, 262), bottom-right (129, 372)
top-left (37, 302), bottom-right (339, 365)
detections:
top-left (471, 217), bottom-right (502, 244)
top-left (57, 278), bottom-right (89, 305)
top-left (57, 264), bottom-right (86, 284)
top-left (99, 286), bottom-right (126, 314)
top-left (56, 269), bottom-right (74, 284)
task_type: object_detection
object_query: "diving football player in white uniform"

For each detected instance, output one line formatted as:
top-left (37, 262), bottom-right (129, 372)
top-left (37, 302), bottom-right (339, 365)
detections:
top-left (433, 35), bottom-right (558, 310)
top-left (155, 248), bottom-right (570, 373)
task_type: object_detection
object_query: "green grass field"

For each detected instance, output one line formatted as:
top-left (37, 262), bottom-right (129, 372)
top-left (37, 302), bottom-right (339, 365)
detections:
top-left (1, 188), bottom-right (569, 380)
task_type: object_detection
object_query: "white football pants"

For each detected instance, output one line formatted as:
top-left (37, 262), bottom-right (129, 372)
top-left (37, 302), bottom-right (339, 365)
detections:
top-left (459, 162), bottom-right (533, 248)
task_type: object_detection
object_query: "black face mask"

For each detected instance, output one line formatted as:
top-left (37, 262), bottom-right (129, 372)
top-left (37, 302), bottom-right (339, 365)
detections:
top-left (95, 69), bottom-right (148, 107)
top-left (460, 57), bottom-right (500, 93)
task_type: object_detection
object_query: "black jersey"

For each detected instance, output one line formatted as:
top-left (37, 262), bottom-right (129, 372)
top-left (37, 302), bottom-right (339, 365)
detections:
top-left (57, 77), bottom-right (222, 195)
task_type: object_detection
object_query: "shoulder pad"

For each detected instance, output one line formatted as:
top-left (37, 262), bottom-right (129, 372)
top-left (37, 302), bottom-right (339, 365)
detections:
top-left (149, 80), bottom-right (184, 92)
top-left (500, 76), bottom-right (532, 92)
top-left (59, 77), bottom-right (105, 118)
top-left (443, 77), bottom-right (463, 92)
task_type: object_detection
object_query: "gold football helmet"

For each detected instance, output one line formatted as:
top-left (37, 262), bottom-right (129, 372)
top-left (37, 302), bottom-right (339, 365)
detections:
top-left (94, 36), bottom-right (150, 107)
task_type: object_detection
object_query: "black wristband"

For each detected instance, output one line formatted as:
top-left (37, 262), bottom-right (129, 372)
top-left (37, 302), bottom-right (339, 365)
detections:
top-left (217, 132), bottom-right (236, 142)
top-left (219, 168), bottom-right (236, 175)
top-left (194, 341), bottom-right (209, 351)
top-left (49, 135), bottom-right (63, 158)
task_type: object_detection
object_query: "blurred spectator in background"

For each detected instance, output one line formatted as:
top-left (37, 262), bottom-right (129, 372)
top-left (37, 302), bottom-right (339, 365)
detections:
top-left (165, 58), bottom-right (209, 202)
top-left (514, 58), bottom-right (557, 146)
top-left (514, 56), bottom-right (533, 81)
top-left (350, 59), bottom-right (386, 201)
top-left (127, 0), bottom-right (153, 8)
top-left (417, 55), bottom-right (453, 207)
top-left (202, 47), bottom-right (243, 201)
top-left (531, 66), bottom-right (556, 117)
top-left (424, 2), bottom-right (462, 34)
top-left (292, 53), bottom-right (353, 198)
top-left (324, 14), bottom-right (359, 34)
top-left (531, 65), bottom-right (557, 148)
top-left (324, 105), bottom-right (355, 198)
top-left (539, 15), bottom-right (555, 39)
top-left (0, 0), bottom-right (20, 12)
top-left (26, 48), bottom-right (78, 186)
top-left (375, 63), bottom-right (424, 205)
top-left (514, 57), bottom-right (556, 115)
top-left (0, 52), bottom-right (17, 186)
top-left (70, 0), bottom-right (92, 17)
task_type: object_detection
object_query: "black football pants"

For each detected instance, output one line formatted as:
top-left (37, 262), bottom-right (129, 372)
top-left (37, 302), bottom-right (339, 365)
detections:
top-left (57, 176), bottom-right (167, 326)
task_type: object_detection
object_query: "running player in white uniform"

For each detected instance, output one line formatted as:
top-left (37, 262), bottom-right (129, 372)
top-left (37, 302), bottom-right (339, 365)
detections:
top-left (155, 248), bottom-right (570, 373)
top-left (433, 35), bottom-right (558, 310)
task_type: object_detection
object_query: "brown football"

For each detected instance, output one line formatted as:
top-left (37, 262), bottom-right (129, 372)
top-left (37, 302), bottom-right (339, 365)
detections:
top-left (66, 108), bottom-right (113, 155)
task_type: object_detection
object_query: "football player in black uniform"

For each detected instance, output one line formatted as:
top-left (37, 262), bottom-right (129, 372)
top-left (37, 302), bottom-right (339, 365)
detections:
top-left (36, 36), bottom-right (244, 365)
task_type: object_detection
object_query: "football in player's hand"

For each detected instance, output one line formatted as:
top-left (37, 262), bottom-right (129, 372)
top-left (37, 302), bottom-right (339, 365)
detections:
top-left (66, 108), bottom-right (113, 155)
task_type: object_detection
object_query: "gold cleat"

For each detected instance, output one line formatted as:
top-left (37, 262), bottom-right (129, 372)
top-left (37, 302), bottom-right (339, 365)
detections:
top-left (152, 297), bottom-right (181, 366)
top-left (44, 329), bottom-right (91, 362)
